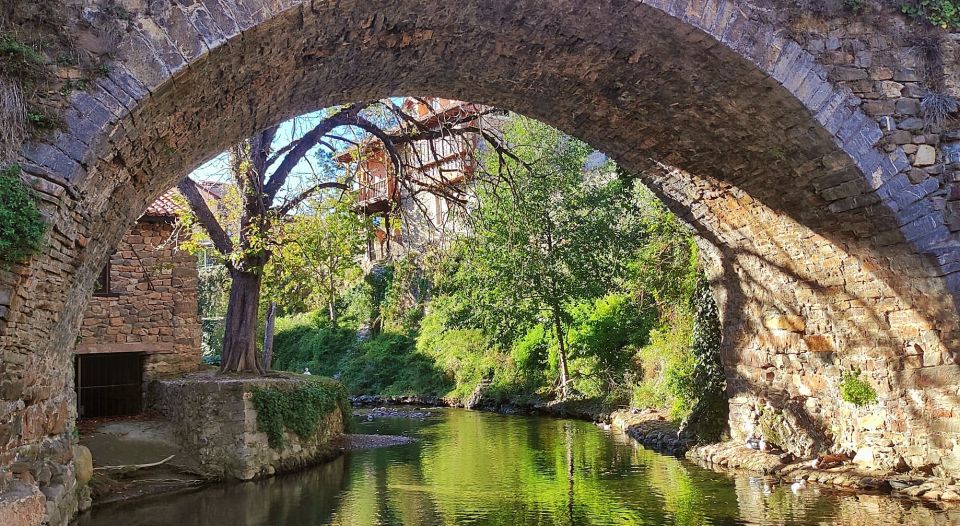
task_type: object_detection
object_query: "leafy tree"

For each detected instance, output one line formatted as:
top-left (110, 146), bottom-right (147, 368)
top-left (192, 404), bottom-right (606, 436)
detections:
top-left (264, 195), bottom-right (369, 324)
top-left (177, 102), bottom-right (489, 373)
top-left (459, 116), bottom-right (641, 399)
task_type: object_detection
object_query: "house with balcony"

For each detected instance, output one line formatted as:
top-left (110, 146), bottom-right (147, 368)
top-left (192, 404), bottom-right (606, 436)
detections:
top-left (335, 97), bottom-right (500, 264)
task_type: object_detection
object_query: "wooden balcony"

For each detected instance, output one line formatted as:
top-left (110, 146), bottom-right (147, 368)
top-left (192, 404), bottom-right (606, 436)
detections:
top-left (356, 177), bottom-right (395, 214)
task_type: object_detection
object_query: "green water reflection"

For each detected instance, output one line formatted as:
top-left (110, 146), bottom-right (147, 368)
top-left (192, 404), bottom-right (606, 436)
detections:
top-left (75, 409), bottom-right (959, 525)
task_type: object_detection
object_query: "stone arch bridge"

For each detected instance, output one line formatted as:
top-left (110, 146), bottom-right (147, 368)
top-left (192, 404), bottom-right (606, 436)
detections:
top-left (2, 0), bottom-right (960, 523)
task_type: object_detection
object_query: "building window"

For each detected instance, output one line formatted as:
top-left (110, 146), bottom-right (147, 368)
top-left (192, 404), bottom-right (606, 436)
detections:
top-left (93, 258), bottom-right (112, 296)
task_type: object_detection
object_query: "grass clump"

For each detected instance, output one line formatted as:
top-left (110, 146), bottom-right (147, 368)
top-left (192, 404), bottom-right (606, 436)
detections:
top-left (839, 369), bottom-right (877, 406)
top-left (921, 91), bottom-right (959, 129)
top-left (250, 377), bottom-right (349, 449)
top-left (0, 165), bottom-right (46, 265)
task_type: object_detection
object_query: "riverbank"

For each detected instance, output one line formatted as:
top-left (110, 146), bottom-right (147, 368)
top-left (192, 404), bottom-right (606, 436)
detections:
top-left (608, 409), bottom-right (960, 508)
top-left (688, 442), bottom-right (960, 504)
top-left (349, 394), bottom-right (619, 421)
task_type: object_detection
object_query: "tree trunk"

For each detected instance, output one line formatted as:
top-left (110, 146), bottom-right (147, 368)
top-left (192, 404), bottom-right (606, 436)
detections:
top-left (328, 270), bottom-right (338, 326)
top-left (328, 300), bottom-right (338, 326)
top-left (261, 301), bottom-right (276, 371)
top-left (220, 269), bottom-right (264, 374)
top-left (552, 308), bottom-right (570, 400)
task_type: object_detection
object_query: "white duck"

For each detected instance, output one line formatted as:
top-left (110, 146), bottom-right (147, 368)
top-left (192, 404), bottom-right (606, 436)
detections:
top-left (791, 478), bottom-right (807, 494)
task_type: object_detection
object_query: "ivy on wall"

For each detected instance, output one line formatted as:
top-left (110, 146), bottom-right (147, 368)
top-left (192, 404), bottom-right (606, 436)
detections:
top-left (678, 278), bottom-right (728, 443)
top-left (250, 378), bottom-right (349, 449)
top-left (0, 165), bottom-right (46, 265)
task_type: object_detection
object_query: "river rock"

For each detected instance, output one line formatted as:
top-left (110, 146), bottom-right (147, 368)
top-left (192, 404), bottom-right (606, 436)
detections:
top-left (73, 445), bottom-right (93, 486)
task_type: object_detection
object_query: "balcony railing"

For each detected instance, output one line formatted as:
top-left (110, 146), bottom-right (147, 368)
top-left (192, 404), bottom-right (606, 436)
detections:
top-left (358, 177), bottom-right (391, 204)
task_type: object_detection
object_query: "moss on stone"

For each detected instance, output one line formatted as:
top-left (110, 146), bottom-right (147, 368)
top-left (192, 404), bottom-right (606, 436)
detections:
top-left (0, 165), bottom-right (46, 265)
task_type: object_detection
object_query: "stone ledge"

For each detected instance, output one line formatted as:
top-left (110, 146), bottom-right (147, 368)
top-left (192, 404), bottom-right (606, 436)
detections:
top-left (74, 343), bottom-right (174, 355)
top-left (688, 441), bottom-right (960, 505)
top-left (0, 481), bottom-right (46, 526)
top-left (146, 371), bottom-right (345, 481)
top-left (610, 409), bottom-right (692, 455)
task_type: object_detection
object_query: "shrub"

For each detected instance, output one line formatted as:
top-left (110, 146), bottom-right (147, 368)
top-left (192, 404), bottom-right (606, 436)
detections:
top-left (633, 322), bottom-right (694, 420)
top-left (272, 311), bottom-right (451, 397)
top-left (0, 165), bottom-right (46, 265)
top-left (839, 369), bottom-right (877, 406)
top-left (901, 0), bottom-right (960, 29)
top-left (271, 312), bottom-right (357, 375)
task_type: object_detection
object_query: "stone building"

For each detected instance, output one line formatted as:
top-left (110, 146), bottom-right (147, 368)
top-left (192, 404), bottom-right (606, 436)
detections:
top-left (74, 189), bottom-right (201, 418)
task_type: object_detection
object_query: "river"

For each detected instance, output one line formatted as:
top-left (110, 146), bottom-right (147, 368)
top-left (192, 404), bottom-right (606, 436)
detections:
top-left (75, 407), bottom-right (958, 525)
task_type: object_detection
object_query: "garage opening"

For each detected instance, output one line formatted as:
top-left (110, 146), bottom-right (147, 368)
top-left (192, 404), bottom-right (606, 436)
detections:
top-left (75, 353), bottom-right (144, 418)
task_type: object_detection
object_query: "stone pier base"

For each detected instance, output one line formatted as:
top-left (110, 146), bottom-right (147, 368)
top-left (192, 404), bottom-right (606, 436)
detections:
top-left (146, 372), bottom-right (345, 481)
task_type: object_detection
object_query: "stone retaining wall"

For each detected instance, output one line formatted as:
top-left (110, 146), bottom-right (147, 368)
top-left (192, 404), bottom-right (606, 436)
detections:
top-left (146, 374), bottom-right (344, 481)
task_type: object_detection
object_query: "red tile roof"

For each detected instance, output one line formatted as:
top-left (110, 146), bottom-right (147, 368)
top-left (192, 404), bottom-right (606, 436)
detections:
top-left (142, 182), bottom-right (229, 219)
top-left (143, 188), bottom-right (183, 218)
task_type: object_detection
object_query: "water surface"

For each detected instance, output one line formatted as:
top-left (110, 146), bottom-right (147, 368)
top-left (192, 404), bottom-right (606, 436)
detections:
top-left (76, 408), bottom-right (958, 525)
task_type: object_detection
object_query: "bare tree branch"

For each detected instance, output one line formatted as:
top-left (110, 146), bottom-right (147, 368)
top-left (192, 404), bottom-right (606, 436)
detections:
top-left (177, 177), bottom-right (234, 257)
top-left (263, 103), bottom-right (366, 205)
top-left (277, 181), bottom-right (350, 216)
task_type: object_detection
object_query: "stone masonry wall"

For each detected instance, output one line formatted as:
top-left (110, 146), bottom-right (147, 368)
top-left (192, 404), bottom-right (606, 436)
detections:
top-left (146, 375), bottom-right (344, 481)
top-left (77, 220), bottom-right (200, 379)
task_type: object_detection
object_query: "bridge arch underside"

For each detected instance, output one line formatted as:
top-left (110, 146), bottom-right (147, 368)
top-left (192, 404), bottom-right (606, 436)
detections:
top-left (6, 0), bottom-right (960, 512)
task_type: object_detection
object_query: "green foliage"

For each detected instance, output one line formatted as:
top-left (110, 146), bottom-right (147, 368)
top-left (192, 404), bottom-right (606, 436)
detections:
top-left (0, 33), bottom-right (45, 86)
top-left (680, 278), bottom-right (728, 442)
top-left (839, 369), bottom-right (877, 406)
top-left (458, 116), bottom-right (645, 396)
top-left (0, 33), bottom-right (44, 71)
top-left (267, 116), bottom-right (726, 424)
top-left (343, 332), bottom-right (451, 396)
top-left (380, 257), bottom-right (430, 334)
top-left (634, 321), bottom-right (695, 420)
top-left (0, 165), bottom-right (46, 265)
top-left (264, 196), bottom-right (368, 319)
top-left (250, 377), bottom-right (349, 449)
top-left (417, 301), bottom-right (501, 403)
top-left (511, 324), bottom-right (550, 377)
top-left (568, 295), bottom-right (653, 374)
top-left (271, 312), bottom-right (451, 397)
top-left (200, 318), bottom-right (225, 363)
top-left (901, 0), bottom-right (960, 29)
top-left (25, 110), bottom-right (62, 132)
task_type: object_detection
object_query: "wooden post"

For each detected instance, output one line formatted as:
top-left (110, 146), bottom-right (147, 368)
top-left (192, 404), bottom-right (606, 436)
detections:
top-left (261, 302), bottom-right (276, 371)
